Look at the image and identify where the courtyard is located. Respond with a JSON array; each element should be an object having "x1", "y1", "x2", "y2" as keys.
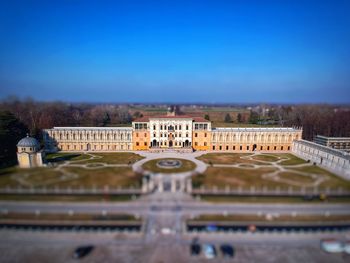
[
  {"x1": 0, "y1": 152, "x2": 144, "y2": 190},
  {"x1": 194, "y1": 153, "x2": 350, "y2": 191}
]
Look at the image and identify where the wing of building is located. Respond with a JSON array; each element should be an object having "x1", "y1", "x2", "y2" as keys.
[{"x1": 43, "y1": 113, "x2": 302, "y2": 153}]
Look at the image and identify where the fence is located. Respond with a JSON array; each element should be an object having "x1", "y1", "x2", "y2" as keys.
[
  {"x1": 191, "y1": 185, "x2": 350, "y2": 197},
  {"x1": 0, "y1": 186, "x2": 142, "y2": 195}
]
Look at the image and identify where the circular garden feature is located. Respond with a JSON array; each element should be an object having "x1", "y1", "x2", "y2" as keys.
[
  {"x1": 156, "y1": 159, "x2": 182, "y2": 169},
  {"x1": 142, "y1": 158, "x2": 196, "y2": 173}
]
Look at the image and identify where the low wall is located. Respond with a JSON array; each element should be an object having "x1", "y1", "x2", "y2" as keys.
[{"x1": 292, "y1": 140, "x2": 350, "y2": 179}]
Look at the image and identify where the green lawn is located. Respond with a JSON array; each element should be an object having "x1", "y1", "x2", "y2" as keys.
[
  {"x1": 278, "y1": 171, "x2": 316, "y2": 184},
  {"x1": 142, "y1": 158, "x2": 196, "y2": 173},
  {"x1": 57, "y1": 167, "x2": 142, "y2": 188},
  {"x1": 192, "y1": 167, "x2": 283, "y2": 189},
  {"x1": 251, "y1": 154, "x2": 280, "y2": 162},
  {"x1": 46, "y1": 152, "x2": 144, "y2": 164},
  {"x1": 0, "y1": 166, "x2": 143, "y2": 190},
  {"x1": 197, "y1": 153, "x2": 262, "y2": 165},
  {"x1": 82, "y1": 153, "x2": 144, "y2": 164}
]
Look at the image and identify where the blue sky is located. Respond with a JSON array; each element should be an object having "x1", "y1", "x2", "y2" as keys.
[{"x1": 0, "y1": 0, "x2": 349, "y2": 103}]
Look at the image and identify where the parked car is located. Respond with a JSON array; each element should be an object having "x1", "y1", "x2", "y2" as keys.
[
  {"x1": 190, "y1": 243, "x2": 201, "y2": 256},
  {"x1": 72, "y1": 245, "x2": 94, "y2": 259},
  {"x1": 320, "y1": 239, "x2": 343, "y2": 253},
  {"x1": 344, "y1": 241, "x2": 350, "y2": 254},
  {"x1": 203, "y1": 244, "x2": 216, "y2": 259},
  {"x1": 220, "y1": 244, "x2": 235, "y2": 258},
  {"x1": 206, "y1": 224, "x2": 218, "y2": 232}
]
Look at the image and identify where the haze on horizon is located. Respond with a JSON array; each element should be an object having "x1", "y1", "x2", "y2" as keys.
[{"x1": 0, "y1": 0, "x2": 349, "y2": 104}]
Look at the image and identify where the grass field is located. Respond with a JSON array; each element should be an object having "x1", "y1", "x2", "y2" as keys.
[
  {"x1": 193, "y1": 153, "x2": 350, "y2": 191},
  {"x1": 197, "y1": 153, "x2": 263, "y2": 165},
  {"x1": 0, "y1": 152, "x2": 145, "y2": 191},
  {"x1": 142, "y1": 158, "x2": 196, "y2": 173},
  {"x1": 46, "y1": 152, "x2": 144, "y2": 164},
  {"x1": 59, "y1": 167, "x2": 142, "y2": 188}
]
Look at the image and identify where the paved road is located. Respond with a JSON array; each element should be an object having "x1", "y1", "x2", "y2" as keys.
[{"x1": 2, "y1": 195, "x2": 350, "y2": 216}]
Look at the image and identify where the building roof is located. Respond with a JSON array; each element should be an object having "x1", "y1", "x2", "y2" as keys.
[
  {"x1": 133, "y1": 115, "x2": 210, "y2": 122},
  {"x1": 212, "y1": 127, "x2": 301, "y2": 132},
  {"x1": 49, "y1": 127, "x2": 132, "y2": 130},
  {"x1": 17, "y1": 135, "x2": 40, "y2": 148},
  {"x1": 315, "y1": 135, "x2": 350, "y2": 140}
]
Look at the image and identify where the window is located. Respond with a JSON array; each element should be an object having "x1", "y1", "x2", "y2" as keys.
[
  {"x1": 186, "y1": 125, "x2": 189, "y2": 130},
  {"x1": 219, "y1": 146, "x2": 222, "y2": 150},
  {"x1": 240, "y1": 145, "x2": 242, "y2": 150},
  {"x1": 213, "y1": 146, "x2": 215, "y2": 150},
  {"x1": 136, "y1": 142, "x2": 139, "y2": 146},
  {"x1": 160, "y1": 125, "x2": 163, "y2": 130},
  {"x1": 195, "y1": 142, "x2": 198, "y2": 146},
  {"x1": 226, "y1": 146, "x2": 229, "y2": 150},
  {"x1": 281, "y1": 146, "x2": 284, "y2": 150},
  {"x1": 288, "y1": 146, "x2": 290, "y2": 150},
  {"x1": 204, "y1": 133, "x2": 207, "y2": 137},
  {"x1": 153, "y1": 133, "x2": 156, "y2": 137},
  {"x1": 267, "y1": 146, "x2": 270, "y2": 150},
  {"x1": 233, "y1": 146, "x2": 235, "y2": 150},
  {"x1": 195, "y1": 133, "x2": 198, "y2": 137},
  {"x1": 136, "y1": 133, "x2": 139, "y2": 137},
  {"x1": 153, "y1": 125, "x2": 156, "y2": 130},
  {"x1": 186, "y1": 133, "x2": 188, "y2": 137},
  {"x1": 144, "y1": 142, "x2": 147, "y2": 146},
  {"x1": 260, "y1": 146, "x2": 263, "y2": 150},
  {"x1": 144, "y1": 133, "x2": 147, "y2": 137},
  {"x1": 179, "y1": 125, "x2": 182, "y2": 130},
  {"x1": 274, "y1": 146, "x2": 277, "y2": 150},
  {"x1": 204, "y1": 142, "x2": 207, "y2": 146},
  {"x1": 247, "y1": 146, "x2": 249, "y2": 150}
]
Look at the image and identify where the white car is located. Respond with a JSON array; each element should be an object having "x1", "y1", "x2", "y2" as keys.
[
  {"x1": 203, "y1": 244, "x2": 216, "y2": 259},
  {"x1": 320, "y1": 239, "x2": 344, "y2": 253},
  {"x1": 344, "y1": 241, "x2": 350, "y2": 254}
]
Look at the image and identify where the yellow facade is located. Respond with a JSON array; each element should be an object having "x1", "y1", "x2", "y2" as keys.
[
  {"x1": 192, "y1": 130, "x2": 211, "y2": 151},
  {"x1": 133, "y1": 130, "x2": 150, "y2": 150}
]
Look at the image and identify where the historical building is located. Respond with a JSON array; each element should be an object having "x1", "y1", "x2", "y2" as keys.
[
  {"x1": 43, "y1": 127, "x2": 132, "y2": 152},
  {"x1": 17, "y1": 135, "x2": 44, "y2": 168},
  {"x1": 314, "y1": 135, "x2": 350, "y2": 153},
  {"x1": 43, "y1": 112, "x2": 302, "y2": 153},
  {"x1": 292, "y1": 140, "x2": 350, "y2": 179}
]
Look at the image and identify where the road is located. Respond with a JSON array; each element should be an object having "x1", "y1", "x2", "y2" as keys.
[{"x1": 1, "y1": 191, "x2": 350, "y2": 262}]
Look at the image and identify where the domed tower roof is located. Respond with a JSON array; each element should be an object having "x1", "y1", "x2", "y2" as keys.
[{"x1": 17, "y1": 134, "x2": 40, "y2": 148}]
